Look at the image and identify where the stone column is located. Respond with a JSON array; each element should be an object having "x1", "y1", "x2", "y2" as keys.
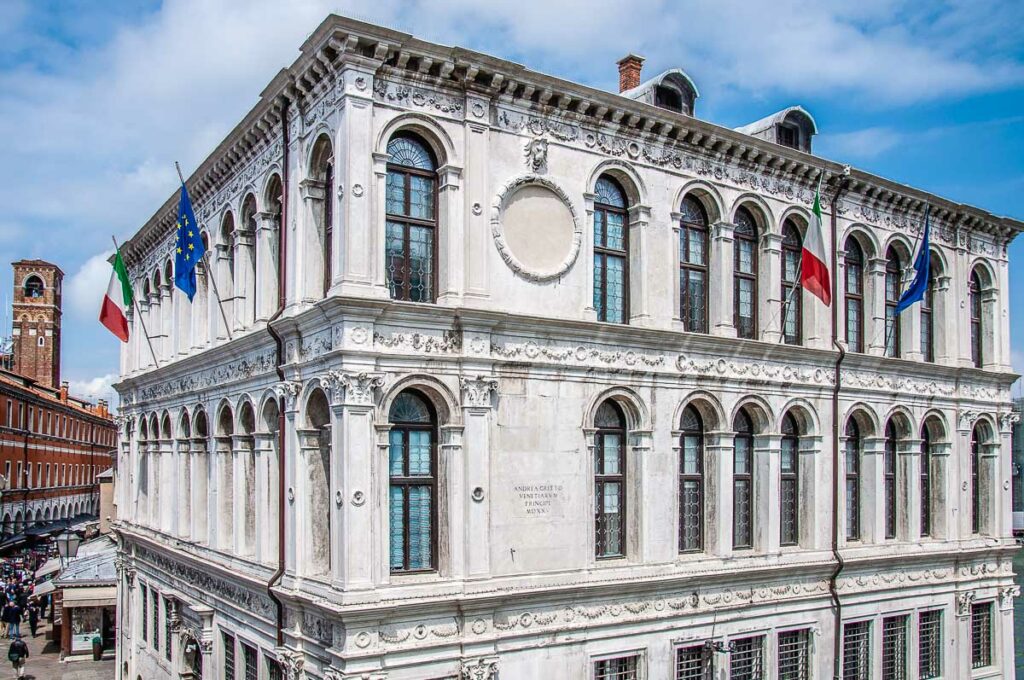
[
  {"x1": 460, "y1": 376, "x2": 497, "y2": 577},
  {"x1": 998, "y1": 412, "x2": 1019, "y2": 538},
  {"x1": 867, "y1": 257, "x2": 887, "y2": 355},
  {"x1": 928, "y1": 439, "x2": 953, "y2": 540},
  {"x1": 234, "y1": 433, "x2": 255, "y2": 557},
  {"x1": 190, "y1": 436, "x2": 209, "y2": 544},
  {"x1": 706, "y1": 431, "x2": 733, "y2": 556},
  {"x1": 932, "y1": 275, "x2": 952, "y2": 365},
  {"x1": 859, "y1": 436, "x2": 885, "y2": 544},
  {"x1": 254, "y1": 431, "x2": 278, "y2": 565},
  {"x1": 670, "y1": 212, "x2": 683, "y2": 328},
  {"x1": 953, "y1": 592, "x2": 975, "y2": 679},
  {"x1": 799, "y1": 435, "x2": 824, "y2": 550},
  {"x1": 462, "y1": 113, "x2": 490, "y2": 300},
  {"x1": 176, "y1": 438, "x2": 191, "y2": 540},
  {"x1": 996, "y1": 255, "x2": 1011, "y2": 372},
  {"x1": 299, "y1": 179, "x2": 326, "y2": 302},
  {"x1": 710, "y1": 222, "x2": 736, "y2": 337},
  {"x1": 254, "y1": 211, "x2": 280, "y2": 322},
  {"x1": 756, "y1": 434, "x2": 781, "y2": 553},
  {"x1": 903, "y1": 264, "x2": 924, "y2": 361},
  {"x1": 760, "y1": 232, "x2": 783, "y2": 343},
  {"x1": 192, "y1": 264, "x2": 209, "y2": 350},
  {"x1": 214, "y1": 435, "x2": 234, "y2": 552},
  {"x1": 980, "y1": 288, "x2": 998, "y2": 369},
  {"x1": 436, "y1": 164, "x2": 465, "y2": 305},
  {"x1": 898, "y1": 438, "x2": 922, "y2": 542},
  {"x1": 999, "y1": 586, "x2": 1021, "y2": 675},
  {"x1": 233, "y1": 223, "x2": 256, "y2": 330},
  {"x1": 627, "y1": 204, "x2": 653, "y2": 326}
]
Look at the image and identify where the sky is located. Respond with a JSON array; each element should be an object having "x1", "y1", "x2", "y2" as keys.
[{"x1": 0, "y1": 0, "x2": 1022, "y2": 408}]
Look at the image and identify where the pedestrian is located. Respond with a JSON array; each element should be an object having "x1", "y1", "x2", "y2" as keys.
[
  {"x1": 0, "y1": 604, "x2": 11, "y2": 639},
  {"x1": 7, "y1": 604, "x2": 20, "y2": 640},
  {"x1": 6, "y1": 635, "x2": 26, "y2": 678},
  {"x1": 24, "y1": 605, "x2": 35, "y2": 639}
]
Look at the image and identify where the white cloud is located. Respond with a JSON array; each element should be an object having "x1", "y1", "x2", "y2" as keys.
[
  {"x1": 68, "y1": 373, "x2": 119, "y2": 410},
  {"x1": 818, "y1": 126, "x2": 904, "y2": 160},
  {"x1": 65, "y1": 251, "x2": 113, "y2": 321}
]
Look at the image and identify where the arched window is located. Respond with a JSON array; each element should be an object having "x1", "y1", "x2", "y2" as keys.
[
  {"x1": 883, "y1": 420, "x2": 898, "y2": 539},
  {"x1": 845, "y1": 418, "x2": 861, "y2": 540},
  {"x1": 781, "y1": 220, "x2": 803, "y2": 345},
  {"x1": 593, "y1": 176, "x2": 629, "y2": 323},
  {"x1": 780, "y1": 412, "x2": 800, "y2": 546},
  {"x1": 970, "y1": 422, "x2": 986, "y2": 534},
  {"x1": 679, "y1": 406, "x2": 704, "y2": 553},
  {"x1": 386, "y1": 134, "x2": 437, "y2": 303},
  {"x1": 388, "y1": 390, "x2": 437, "y2": 572},
  {"x1": 595, "y1": 400, "x2": 626, "y2": 558},
  {"x1": 732, "y1": 409, "x2": 754, "y2": 549},
  {"x1": 921, "y1": 255, "x2": 936, "y2": 362},
  {"x1": 23, "y1": 276, "x2": 44, "y2": 299},
  {"x1": 844, "y1": 239, "x2": 864, "y2": 353},
  {"x1": 969, "y1": 270, "x2": 983, "y2": 367},
  {"x1": 679, "y1": 196, "x2": 709, "y2": 333},
  {"x1": 733, "y1": 207, "x2": 758, "y2": 339},
  {"x1": 920, "y1": 423, "x2": 932, "y2": 537},
  {"x1": 884, "y1": 247, "x2": 902, "y2": 357}
]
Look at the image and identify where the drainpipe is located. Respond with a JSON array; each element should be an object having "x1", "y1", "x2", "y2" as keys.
[
  {"x1": 828, "y1": 167, "x2": 852, "y2": 680},
  {"x1": 265, "y1": 92, "x2": 290, "y2": 647}
]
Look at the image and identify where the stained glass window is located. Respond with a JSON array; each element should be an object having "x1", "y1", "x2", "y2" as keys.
[
  {"x1": 386, "y1": 135, "x2": 437, "y2": 303},
  {"x1": 389, "y1": 390, "x2": 436, "y2": 572},
  {"x1": 780, "y1": 412, "x2": 800, "y2": 546},
  {"x1": 733, "y1": 207, "x2": 758, "y2": 339},
  {"x1": 679, "y1": 406, "x2": 704, "y2": 552},
  {"x1": 781, "y1": 221, "x2": 803, "y2": 345},
  {"x1": 845, "y1": 239, "x2": 864, "y2": 353},
  {"x1": 679, "y1": 196, "x2": 708, "y2": 333},
  {"x1": 594, "y1": 176, "x2": 629, "y2": 323},
  {"x1": 733, "y1": 409, "x2": 754, "y2": 549},
  {"x1": 595, "y1": 400, "x2": 626, "y2": 558}
]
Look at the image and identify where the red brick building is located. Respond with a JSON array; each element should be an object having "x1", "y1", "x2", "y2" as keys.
[{"x1": 0, "y1": 259, "x2": 117, "y2": 536}]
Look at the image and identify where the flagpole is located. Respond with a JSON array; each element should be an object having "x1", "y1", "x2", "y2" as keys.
[
  {"x1": 778, "y1": 261, "x2": 802, "y2": 344},
  {"x1": 176, "y1": 162, "x2": 233, "y2": 341},
  {"x1": 111, "y1": 236, "x2": 160, "y2": 370}
]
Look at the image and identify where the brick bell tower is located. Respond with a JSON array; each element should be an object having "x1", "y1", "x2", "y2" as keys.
[{"x1": 11, "y1": 260, "x2": 63, "y2": 388}]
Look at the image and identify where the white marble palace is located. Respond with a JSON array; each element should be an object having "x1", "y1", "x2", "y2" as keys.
[{"x1": 113, "y1": 14, "x2": 1023, "y2": 680}]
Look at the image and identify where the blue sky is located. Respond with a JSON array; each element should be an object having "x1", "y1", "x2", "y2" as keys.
[{"x1": 1, "y1": 0, "x2": 1022, "y2": 407}]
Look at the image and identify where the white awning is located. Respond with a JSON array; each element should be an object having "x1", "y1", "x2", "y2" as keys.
[
  {"x1": 34, "y1": 559, "x2": 60, "y2": 580},
  {"x1": 32, "y1": 580, "x2": 55, "y2": 597},
  {"x1": 61, "y1": 586, "x2": 115, "y2": 608}
]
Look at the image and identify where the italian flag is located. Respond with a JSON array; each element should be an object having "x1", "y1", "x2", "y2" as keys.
[
  {"x1": 801, "y1": 182, "x2": 831, "y2": 306},
  {"x1": 99, "y1": 248, "x2": 132, "y2": 342}
]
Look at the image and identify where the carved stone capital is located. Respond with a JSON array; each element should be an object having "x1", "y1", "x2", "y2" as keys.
[
  {"x1": 1000, "y1": 584, "x2": 1021, "y2": 611},
  {"x1": 999, "y1": 410, "x2": 1020, "y2": 434},
  {"x1": 275, "y1": 648, "x2": 305, "y2": 680},
  {"x1": 461, "y1": 656, "x2": 499, "y2": 680},
  {"x1": 274, "y1": 381, "x2": 302, "y2": 412},
  {"x1": 956, "y1": 591, "x2": 976, "y2": 617},
  {"x1": 461, "y1": 375, "x2": 498, "y2": 408},
  {"x1": 326, "y1": 371, "x2": 386, "y2": 407},
  {"x1": 958, "y1": 410, "x2": 979, "y2": 433}
]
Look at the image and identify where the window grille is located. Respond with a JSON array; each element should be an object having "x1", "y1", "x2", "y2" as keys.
[
  {"x1": 164, "y1": 598, "x2": 172, "y2": 661},
  {"x1": 883, "y1": 421, "x2": 897, "y2": 539},
  {"x1": 594, "y1": 655, "x2": 639, "y2": 680},
  {"x1": 881, "y1": 615, "x2": 908, "y2": 680},
  {"x1": 676, "y1": 644, "x2": 711, "y2": 679},
  {"x1": 733, "y1": 410, "x2": 754, "y2": 549},
  {"x1": 777, "y1": 629, "x2": 810, "y2": 680},
  {"x1": 223, "y1": 632, "x2": 236, "y2": 680},
  {"x1": 971, "y1": 602, "x2": 992, "y2": 668},
  {"x1": 842, "y1": 621, "x2": 870, "y2": 680},
  {"x1": 844, "y1": 239, "x2": 864, "y2": 352},
  {"x1": 140, "y1": 585, "x2": 148, "y2": 642},
  {"x1": 917, "y1": 610, "x2": 942, "y2": 679},
  {"x1": 595, "y1": 400, "x2": 627, "y2": 558},
  {"x1": 733, "y1": 207, "x2": 758, "y2": 339},
  {"x1": 266, "y1": 657, "x2": 283, "y2": 680},
  {"x1": 729, "y1": 635, "x2": 764, "y2": 680},
  {"x1": 778, "y1": 124, "x2": 799, "y2": 149},
  {"x1": 241, "y1": 643, "x2": 257, "y2": 680},
  {"x1": 151, "y1": 588, "x2": 159, "y2": 651},
  {"x1": 679, "y1": 196, "x2": 709, "y2": 333}
]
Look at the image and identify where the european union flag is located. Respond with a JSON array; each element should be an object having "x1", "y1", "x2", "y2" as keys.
[
  {"x1": 174, "y1": 182, "x2": 206, "y2": 301},
  {"x1": 895, "y1": 206, "x2": 931, "y2": 315}
]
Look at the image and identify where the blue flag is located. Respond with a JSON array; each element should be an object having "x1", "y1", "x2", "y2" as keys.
[
  {"x1": 174, "y1": 183, "x2": 206, "y2": 301},
  {"x1": 894, "y1": 206, "x2": 931, "y2": 315}
]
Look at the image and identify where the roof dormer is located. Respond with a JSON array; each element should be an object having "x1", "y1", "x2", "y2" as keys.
[
  {"x1": 617, "y1": 56, "x2": 699, "y2": 117},
  {"x1": 735, "y1": 106, "x2": 817, "y2": 153}
]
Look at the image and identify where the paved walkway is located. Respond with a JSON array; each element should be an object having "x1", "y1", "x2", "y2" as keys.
[{"x1": 0, "y1": 619, "x2": 114, "y2": 680}]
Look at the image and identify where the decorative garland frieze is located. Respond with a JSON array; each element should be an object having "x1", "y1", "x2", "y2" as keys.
[
  {"x1": 491, "y1": 339, "x2": 665, "y2": 370},
  {"x1": 135, "y1": 349, "x2": 277, "y2": 402},
  {"x1": 374, "y1": 329, "x2": 462, "y2": 354},
  {"x1": 134, "y1": 545, "x2": 275, "y2": 620},
  {"x1": 373, "y1": 77, "x2": 465, "y2": 118}
]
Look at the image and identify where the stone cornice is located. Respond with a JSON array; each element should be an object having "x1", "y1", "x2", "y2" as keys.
[{"x1": 121, "y1": 15, "x2": 1021, "y2": 273}]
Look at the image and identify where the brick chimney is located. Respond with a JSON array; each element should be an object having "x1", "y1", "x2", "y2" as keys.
[
  {"x1": 617, "y1": 54, "x2": 645, "y2": 93},
  {"x1": 59, "y1": 380, "x2": 68, "y2": 403}
]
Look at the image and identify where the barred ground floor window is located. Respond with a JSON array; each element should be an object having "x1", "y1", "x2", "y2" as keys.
[
  {"x1": 675, "y1": 644, "x2": 711, "y2": 679},
  {"x1": 777, "y1": 628, "x2": 811, "y2": 680},
  {"x1": 971, "y1": 602, "x2": 993, "y2": 668},
  {"x1": 881, "y1": 614, "x2": 909, "y2": 680},
  {"x1": 730, "y1": 635, "x2": 764, "y2": 680},
  {"x1": 843, "y1": 620, "x2": 871, "y2": 680},
  {"x1": 917, "y1": 610, "x2": 942, "y2": 679},
  {"x1": 594, "y1": 654, "x2": 640, "y2": 680}
]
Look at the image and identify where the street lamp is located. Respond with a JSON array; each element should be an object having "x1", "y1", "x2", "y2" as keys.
[{"x1": 55, "y1": 531, "x2": 80, "y2": 566}]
